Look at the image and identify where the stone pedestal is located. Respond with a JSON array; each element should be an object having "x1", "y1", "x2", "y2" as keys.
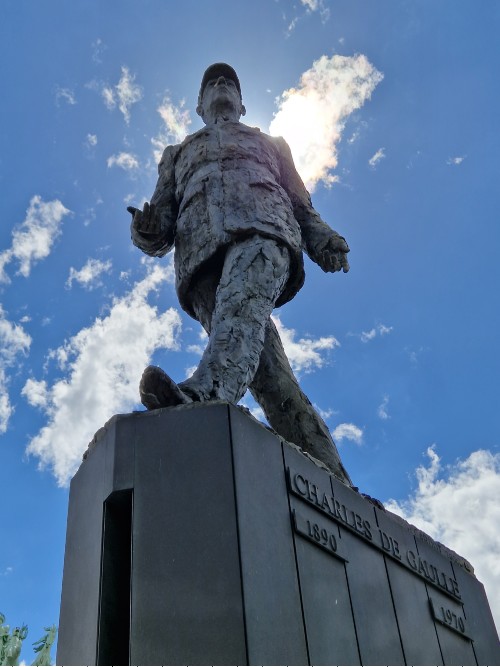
[{"x1": 57, "y1": 402, "x2": 500, "y2": 665}]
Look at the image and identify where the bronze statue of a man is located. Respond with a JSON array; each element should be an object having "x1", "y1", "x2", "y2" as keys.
[{"x1": 129, "y1": 63, "x2": 352, "y2": 484}]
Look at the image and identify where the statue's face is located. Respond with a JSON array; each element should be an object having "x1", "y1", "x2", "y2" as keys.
[{"x1": 199, "y1": 75, "x2": 244, "y2": 120}]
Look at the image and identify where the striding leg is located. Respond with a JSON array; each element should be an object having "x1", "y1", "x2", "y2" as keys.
[
  {"x1": 249, "y1": 318, "x2": 352, "y2": 485},
  {"x1": 179, "y1": 236, "x2": 290, "y2": 404}
]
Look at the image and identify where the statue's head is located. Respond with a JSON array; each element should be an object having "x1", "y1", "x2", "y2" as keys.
[{"x1": 197, "y1": 63, "x2": 246, "y2": 123}]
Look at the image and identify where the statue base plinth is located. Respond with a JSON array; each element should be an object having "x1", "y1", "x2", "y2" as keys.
[{"x1": 57, "y1": 402, "x2": 499, "y2": 665}]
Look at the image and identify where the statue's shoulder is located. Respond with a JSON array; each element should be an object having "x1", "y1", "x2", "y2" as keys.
[
  {"x1": 159, "y1": 142, "x2": 182, "y2": 165},
  {"x1": 181, "y1": 126, "x2": 211, "y2": 145},
  {"x1": 268, "y1": 134, "x2": 291, "y2": 152},
  {"x1": 240, "y1": 126, "x2": 291, "y2": 155}
]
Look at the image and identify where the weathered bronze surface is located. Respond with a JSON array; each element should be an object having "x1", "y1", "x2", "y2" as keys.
[{"x1": 129, "y1": 63, "x2": 351, "y2": 483}]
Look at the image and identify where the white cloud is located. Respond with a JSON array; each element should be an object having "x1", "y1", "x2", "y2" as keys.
[
  {"x1": 86, "y1": 133, "x2": 98, "y2": 147},
  {"x1": 184, "y1": 364, "x2": 198, "y2": 378},
  {"x1": 66, "y1": 258, "x2": 112, "y2": 290},
  {"x1": 0, "y1": 306, "x2": 32, "y2": 362},
  {"x1": 107, "y1": 152, "x2": 139, "y2": 171},
  {"x1": 151, "y1": 96, "x2": 192, "y2": 162},
  {"x1": 447, "y1": 155, "x2": 466, "y2": 166},
  {"x1": 272, "y1": 314, "x2": 339, "y2": 374},
  {"x1": 300, "y1": 0, "x2": 330, "y2": 20},
  {"x1": 378, "y1": 394, "x2": 390, "y2": 420},
  {"x1": 286, "y1": 17, "x2": 299, "y2": 35},
  {"x1": 186, "y1": 326, "x2": 208, "y2": 357},
  {"x1": 101, "y1": 66, "x2": 142, "y2": 124},
  {"x1": 386, "y1": 446, "x2": 500, "y2": 627},
  {"x1": 0, "y1": 305, "x2": 32, "y2": 433},
  {"x1": 0, "y1": 196, "x2": 71, "y2": 283},
  {"x1": 369, "y1": 147, "x2": 386, "y2": 168},
  {"x1": 313, "y1": 403, "x2": 336, "y2": 420},
  {"x1": 348, "y1": 129, "x2": 360, "y2": 144},
  {"x1": 21, "y1": 378, "x2": 48, "y2": 409},
  {"x1": 0, "y1": 370, "x2": 13, "y2": 434},
  {"x1": 332, "y1": 422, "x2": 363, "y2": 445},
  {"x1": 186, "y1": 344, "x2": 205, "y2": 356},
  {"x1": 269, "y1": 54, "x2": 383, "y2": 190},
  {"x1": 286, "y1": 0, "x2": 330, "y2": 34},
  {"x1": 55, "y1": 87, "x2": 76, "y2": 106},
  {"x1": 249, "y1": 405, "x2": 266, "y2": 422},
  {"x1": 24, "y1": 261, "x2": 182, "y2": 486},
  {"x1": 102, "y1": 86, "x2": 115, "y2": 109},
  {"x1": 360, "y1": 323, "x2": 393, "y2": 343}
]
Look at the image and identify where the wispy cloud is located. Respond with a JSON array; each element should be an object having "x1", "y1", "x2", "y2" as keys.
[
  {"x1": 386, "y1": 446, "x2": 500, "y2": 627},
  {"x1": 286, "y1": 0, "x2": 330, "y2": 34},
  {"x1": 358, "y1": 323, "x2": 393, "y2": 343},
  {"x1": 406, "y1": 344, "x2": 426, "y2": 366},
  {"x1": 300, "y1": 0, "x2": 330, "y2": 20},
  {"x1": 107, "y1": 152, "x2": 139, "y2": 171},
  {"x1": 332, "y1": 422, "x2": 363, "y2": 445},
  {"x1": 101, "y1": 66, "x2": 142, "y2": 124},
  {"x1": 269, "y1": 54, "x2": 383, "y2": 191},
  {"x1": 272, "y1": 314, "x2": 339, "y2": 374},
  {"x1": 55, "y1": 86, "x2": 76, "y2": 106},
  {"x1": 447, "y1": 155, "x2": 466, "y2": 166},
  {"x1": 151, "y1": 96, "x2": 192, "y2": 161},
  {"x1": 0, "y1": 305, "x2": 32, "y2": 432},
  {"x1": 0, "y1": 196, "x2": 71, "y2": 283},
  {"x1": 369, "y1": 147, "x2": 386, "y2": 168},
  {"x1": 85, "y1": 133, "x2": 98, "y2": 148},
  {"x1": 91, "y1": 37, "x2": 106, "y2": 64},
  {"x1": 186, "y1": 327, "x2": 208, "y2": 357},
  {"x1": 377, "y1": 394, "x2": 390, "y2": 420},
  {"x1": 24, "y1": 261, "x2": 182, "y2": 486},
  {"x1": 66, "y1": 258, "x2": 112, "y2": 290},
  {"x1": 314, "y1": 403, "x2": 336, "y2": 421}
]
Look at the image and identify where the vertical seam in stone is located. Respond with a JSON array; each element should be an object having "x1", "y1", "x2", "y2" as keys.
[
  {"x1": 374, "y1": 505, "x2": 407, "y2": 665},
  {"x1": 449, "y1": 559, "x2": 479, "y2": 665},
  {"x1": 341, "y1": 555, "x2": 362, "y2": 664},
  {"x1": 382, "y1": 554, "x2": 408, "y2": 664},
  {"x1": 280, "y1": 443, "x2": 311, "y2": 664},
  {"x1": 226, "y1": 403, "x2": 250, "y2": 665},
  {"x1": 414, "y1": 533, "x2": 445, "y2": 664},
  {"x1": 329, "y1": 475, "x2": 362, "y2": 664}
]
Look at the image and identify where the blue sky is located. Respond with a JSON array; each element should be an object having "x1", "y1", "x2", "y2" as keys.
[{"x1": 1, "y1": 0, "x2": 499, "y2": 660}]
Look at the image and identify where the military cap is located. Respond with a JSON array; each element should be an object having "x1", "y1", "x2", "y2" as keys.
[{"x1": 198, "y1": 63, "x2": 242, "y2": 103}]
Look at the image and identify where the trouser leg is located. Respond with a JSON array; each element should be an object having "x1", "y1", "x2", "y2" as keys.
[
  {"x1": 182, "y1": 236, "x2": 351, "y2": 485},
  {"x1": 180, "y1": 236, "x2": 290, "y2": 404},
  {"x1": 249, "y1": 319, "x2": 352, "y2": 485}
]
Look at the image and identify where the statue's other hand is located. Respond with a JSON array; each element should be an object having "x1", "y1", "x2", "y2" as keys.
[
  {"x1": 317, "y1": 234, "x2": 350, "y2": 273},
  {"x1": 128, "y1": 202, "x2": 161, "y2": 237}
]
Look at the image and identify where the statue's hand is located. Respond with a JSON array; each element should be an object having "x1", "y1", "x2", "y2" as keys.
[
  {"x1": 316, "y1": 233, "x2": 350, "y2": 273},
  {"x1": 127, "y1": 202, "x2": 161, "y2": 237}
]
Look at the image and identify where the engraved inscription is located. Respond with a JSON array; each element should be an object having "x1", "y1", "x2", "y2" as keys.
[
  {"x1": 429, "y1": 597, "x2": 471, "y2": 640},
  {"x1": 406, "y1": 549, "x2": 460, "y2": 597},
  {"x1": 290, "y1": 470, "x2": 373, "y2": 540},
  {"x1": 292, "y1": 509, "x2": 347, "y2": 562},
  {"x1": 287, "y1": 467, "x2": 461, "y2": 601}
]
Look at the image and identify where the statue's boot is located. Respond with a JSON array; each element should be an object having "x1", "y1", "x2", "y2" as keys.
[{"x1": 140, "y1": 365, "x2": 193, "y2": 410}]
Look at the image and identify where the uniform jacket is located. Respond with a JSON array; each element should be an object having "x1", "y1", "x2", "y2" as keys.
[{"x1": 132, "y1": 119, "x2": 338, "y2": 318}]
